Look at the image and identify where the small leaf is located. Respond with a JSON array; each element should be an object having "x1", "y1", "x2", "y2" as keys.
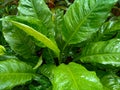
[
  {"x1": 51, "y1": 62, "x2": 103, "y2": 90},
  {"x1": 33, "y1": 56, "x2": 43, "y2": 70},
  {"x1": 0, "y1": 45, "x2": 6, "y2": 55},
  {"x1": 80, "y1": 39, "x2": 120, "y2": 67},
  {"x1": 0, "y1": 59, "x2": 35, "y2": 90}
]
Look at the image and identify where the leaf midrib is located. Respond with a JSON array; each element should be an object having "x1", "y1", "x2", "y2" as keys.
[
  {"x1": 63, "y1": 1, "x2": 98, "y2": 50},
  {"x1": 66, "y1": 66, "x2": 79, "y2": 89}
]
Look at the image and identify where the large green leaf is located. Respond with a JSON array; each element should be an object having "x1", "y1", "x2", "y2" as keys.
[
  {"x1": 62, "y1": 0, "x2": 117, "y2": 46},
  {"x1": 0, "y1": 59, "x2": 35, "y2": 90},
  {"x1": 18, "y1": 0, "x2": 54, "y2": 38},
  {"x1": 51, "y1": 62, "x2": 103, "y2": 90},
  {"x1": 101, "y1": 74, "x2": 120, "y2": 90},
  {"x1": 2, "y1": 17, "x2": 60, "y2": 57},
  {"x1": 80, "y1": 39, "x2": 120, "y2": 67},
  {"x1": 2, "y1": 18, "x2": 36, "y2": 58}
]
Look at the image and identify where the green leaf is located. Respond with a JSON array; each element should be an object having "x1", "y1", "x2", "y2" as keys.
[
  {"x1": 0, "y1": 21, "x2": 2, "y2": 30},
  {"x1": 18, "y1": 0, "x2": 51, "y2": 23},
  {"x1": 51, "y1": 62, "x2": 103, "y2": 90},
  {"x1": 92, "y1": 20, "x2": 120, "y2": 41},
  {"x1": 6, "y1": 16, "x2": 48, "y2": 35},
  {"x1": 101, "y1": 74, "x2": 120, "y2": 90},
  {"x1": 33, "y1": 56, "x2": 43, "y2": 70},
  {"x1": 62, "y1": 0, "x2": 117, "y2": 46},
  {"x1": 3, "y1": 16, "x2": 49, "y2": 47},
  {"x1": 54, "y1": 9, "x2": 64, "y2": 50},
  {"x1": 0, "y1": 45, "x2": 5, "y2": 55},
  {"x1": 42, "y1": 49, "x2": 56, "y2": 64},
  {"x1": 80, "y1": 39, "x2": 120, "y2": 67},
  {"x1": 0, "y1": 21, "x2": 7, "y2": 45},
  {"x1": 100, "y1": 20, "x2": 120, "y2": 40},
  {"x1": 3, "y1": 18, "x2": 60, "y2": 57},
  {"x1": 18, "y1": 0, "x2": 54, "y2": 38},
  {"x1": 39, "y1": 64, "x2": 55, "y2": 78},
  {"x1": 2, "y1": 19, "x2": 36, "y2": 59},
  {"x1": 0, "y1": 59, "x2": 35, "y2": 90}
]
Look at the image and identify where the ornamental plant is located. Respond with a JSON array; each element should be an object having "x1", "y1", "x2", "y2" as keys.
[{"x1": 0, "y1": 0, "x2": 120, "y2": 90}]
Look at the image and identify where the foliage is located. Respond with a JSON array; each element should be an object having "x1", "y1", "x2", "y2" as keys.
[{"x1": 0, "y1": 0, "x2": 120, "y2": 90}]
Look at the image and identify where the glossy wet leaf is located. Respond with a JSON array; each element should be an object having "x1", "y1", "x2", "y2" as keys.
[
  {"x1": 80, "y1": 39, "x2": 120, "y2": 67},
  {"x1": 51, "y1": 62, "x2": 103, "y2": 90},
  {"x1": 0, "y1": 59, "x2": 35, "y2": 90},
  {"x1": 3, "y1": 16, "x2": 48, "y2": 47},
  {"x1": 62, "y1": 0, "x2": 117, "y2": 45},
  {"x1": 92, "y1": 20, "x2": 120, "y2": 41},
  {"x1": 2, "y1": 16, "x2": 60, "y2": 57},
  {"x1": 2, "y1": 19, "x2": 35, "y2": 59},
  {"x1": 18, "y1": 0, "x2": 54, "y2": 38},
  {"x1": 100, "y1": 20, "x2": 120, "y2": 40}
]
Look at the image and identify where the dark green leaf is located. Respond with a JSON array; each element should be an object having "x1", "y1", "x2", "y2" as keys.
[
  {"x1": 100, "y1": 20, "x2": 120, "y2": 40},
  {"x1": 92, "y1": 20, "x2": 120, "y2": 41},
  {"x1": 2, "y1": 18, "x2": 36, "y2": 58},
  {"x1": 18, "y1": 0, "x2": 54, "y2": 38},
  {"x1": 42, "y1": 49, "x2": 55, "y2": 64},
  {"x1": 101, "y1": 74, "x2": 120, "y2": 90},
  {"x1": 54, "y1": 9, "x2": 64, "y2": 50},
  {"x1": 29, "y1": 75, "x2": 52, "y2": 90}
]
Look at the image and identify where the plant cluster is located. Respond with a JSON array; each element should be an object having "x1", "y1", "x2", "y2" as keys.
[{"x1": 0, "y1": 0, "x2": 120, "y2": 90}]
